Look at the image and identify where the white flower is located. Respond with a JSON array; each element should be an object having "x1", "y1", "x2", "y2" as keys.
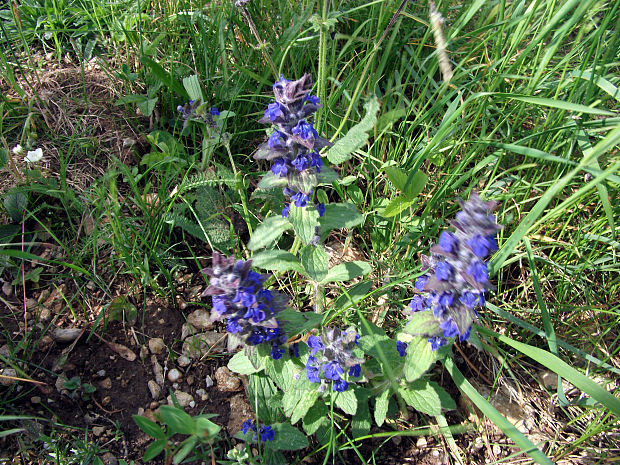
[
  {"x1": 12, "y1": 144, "x2": 23, "y2": 155},
  {"x1": 24, "y1": 147, "x2": 43, "y2": 163}
]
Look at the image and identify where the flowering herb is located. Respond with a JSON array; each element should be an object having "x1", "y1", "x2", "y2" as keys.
[
  {"x1": 254, "y1": 74, "x2": 332, "y2": 217},
  {"x1": 201, "y1": 252, "x2": 288, "y2": 359},
  {"x1": 408, "y1": 191, "x2": 501, "y2": 349},
  {"x1": 305, "y1": 327, "x2": 364, "y2": 392},
  {"x1": 241, "y1": 419, "x2": 275, "y2": 442},
  {"x1": 177, "y1": 100, "x2": 220, "y2": 129}
]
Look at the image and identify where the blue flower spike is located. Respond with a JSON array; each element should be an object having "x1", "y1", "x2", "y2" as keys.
[{"x1": 408, "y1": 191, "x2": 501, "y2": 349}]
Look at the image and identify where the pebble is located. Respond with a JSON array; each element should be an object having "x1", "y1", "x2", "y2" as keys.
[
  {"x1": 189, "y1": 400, "x2": 196, "y2": 408},
  {"x1": 92, "y1": 426, "x2": 105, "y2": 437},
  {"x1": 180, "y1": 323, "x2": 192, "y2": 341},
  {"x1": 102, "y1": 396, "x2": 111, "y2": 406},
  {"x1": 148, "y1": 380, "x2": 162, "y2": 400},
  {"x1": 2, "y1": 281, "x2": 12, "y2": 296},
  {"x1": 38, "y1": 307, "x2": 52, "y2": 322},
  {"x1": 493, "y1": 445, "x2": 502, "y2": 456},
  {"x1": 168, "y1": 391, "x2": 193, "y2": 408},
  {"x1": 51, "y1": 327, "x2": 83, "y2": 343},
  {"x1": 205, "y1": 375, "x2": 214, "y2": 388},
  {"x1": 182, "y1": 332, "x2": 226, "y2": 359},
  {"x1": 26, "y1": 298, "x2": 38, "y2": 309},
  {"x1": 101, "y1": 452, "x2": 118, "y2": 465},
  {"x1": 177, "y1": 355, "x2": 191, "y2": 367},
  {"x1": 38, "y1": 336, "x2": 54, "y2": 351},
  {"x1": 416, "y1": 437, "x2": 427, "y2": 448},
  {"x1": 168, "y1": 368, "x2": 181, "y2": 383},
  {"x1": 137, "y1": 408, "x2": 144, "y2": 416},
  {"x1": 186, "y1": 375, "x2": 194, "y2": 386},
  {"x1": 148, "y1": 338, "x2": 165, "y2": 355},
  {"x1": 31, "y1": 396, "x2": 41, "y2": 404},
  {"x1": 151, "y1": 356, "x2": 164, "y2": 386},
  {"x1": 55, "y1": 375, "x2": 68, "y2": 392},
  {"x1": 149, "y1": 401, "x2": 159, "y2": 409},
  {"x1": 195, "y1": 389, "x2": 208, "y2": 401},
  {"x1": 99, "y1": 378, "x2": 112, "y2": 390},
  {"x1": 215, "y1": 367, "x2": 241, "y2": 392},
  {"x1": 143, "y1": 409, "x2": 156, "y2": 422},
  {"x1": 97, "y1": 370, "x2": 106, "y2": 377},
  {"x1": 0, "y1": 345, "x2": 10, "y2": 357},
  {"x1": 187, "y1": 309, "x2": 212, "y2": 330}
]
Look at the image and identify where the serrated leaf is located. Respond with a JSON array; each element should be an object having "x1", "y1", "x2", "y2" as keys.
[
  {"x1": 320, "y1": 261, "x2": 372, "y2": 284},
  {"x1": 251, "y1": 250, "x2": 304, "y2": 273},
  {"x1": 288, "y1": 204, "x2": 319, "y2": 245},
  {"x1": 248, "y1": 216, "x2": 292, "y2": 250},
  {"x1": 228, "y1": 351, "x2": 261, "y2": 375},
  {"x1": 358, "y1": 334, "x2": 401, "y2": 367},
  {"x1": 404, "y1": 337, "x2": 439, "y2": 382},
  {"x1": 270, "y1": 423, "x2": 309, "y2": 451},
  {"x1": 352, "y1": 392, "x2": 371, "y2": 438},
  {"x1": 300, "y1": 245, "x2": 329, "y2": 281},
  {"x1": 137, "y1": 97, "x2": 158, "y2": 117},
  {"x1": 403, "y1": 311, "x2": 441, "y2": 337},
  {"x1": 382, "y1": 195, "x2": 415, "y2": 218},
  {"x1": 265, "y1": 357, "x2": 298, "y2": 392},
  {"x1": 399, "y1": 380, "x2": 454, "y2": 416},
  {"x1": 374, "y1": 389, "x2": 390, "y2": 427},
  {"x1": 3, "y1": 191, "x2": 27, "y2": 222},
  {"x1": 318, "y1": 202, "x2": 364, "y2": 236},
  {"x1": 385, "y1": 166, "x2": 409, "y2": 192},
  {"x1": 326, "y1": 96, "x2": 380, "y2": 164},
  {"x1": 249, "y1": 374, "x2": 280, "y2": 425},
  {"x1": 278, "y1": 309, "x2": 323, "y2": 337},
  {"x1": 258, "y1": 172, "x2": 289, "y2": 190},
  {"x1": 316, "y1": 166, "x2": 339, "y2": 184},
  {"x1": 335, "y1": 388, "x2": 357, "y2": 415},
  {"x1": 282, "y1": 389, "x2": 299, "y2": 417},
  {"x1": 159, "y1": 405, "x2": 194, "y2": 436},
  {"x1": 183, "y1": 75, "x2": 203, "y2": 101},
  {"x1": 133, "y1": 415, "x2": 165, "y2": 439},
  {"x1": 290, "y1": 390, "x2": 320, "y2": 424},
  {"x1": 302, "y1": 401, "x2": 328, "y2": 435}
]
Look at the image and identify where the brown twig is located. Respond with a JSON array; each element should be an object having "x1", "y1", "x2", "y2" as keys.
[{"x1": 454, "y1": 342, "x2": 493, "y2": 386}]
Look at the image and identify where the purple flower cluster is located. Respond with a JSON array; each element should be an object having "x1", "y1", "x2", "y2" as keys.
[
  {"x1": 305, "y1": 328, "x2": 364, "y2": 392},
  {"x1": 241, "y1": 419, "x2": 275, "y2": 442},
  {"x1": 409, "y1": 191, "x2": 501, "y2": 350},
  {"x1": 177, "y1": 101, "x2": 220, "y2": 129},
  {"x1": 255, "y1": 74, "x2": 332, "y2": 217},
  {"x1": 201, "y1": 253, "x2": 288, "y2": 359}
]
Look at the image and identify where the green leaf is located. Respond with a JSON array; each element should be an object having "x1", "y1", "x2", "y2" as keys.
[
  {"x1": 137, "y1": 97, "x2": 158, "y2": 117},
  {"x1": 173, "y1": 436, "x2": 198, "y2": 464},
  {"x1": 251, "y1": 250, "x2": 304, "y2": 274},
  {"x1": 0, "y1": 148, "x2": 8, "y2": 169},
  {"x1": 3, "y1": 191, "x2": 27, "y2": 222},
  {"x1": 194, "y1": 416, "x2": 221, "y2": 438},
  {"x1": 278, "y1": 309, "x2": 323, "y2": 337},
  {"x1": 300, "y1": 245, "x2": 329, "y2": 281},
  {"x1": 316, "y1": 166, "x2": 339, "y2": 184},
  {"x1": 248, "y1": 216, "x2": 292, "y2": 250},
  {"x1": 249, "y1": 374, "x2": 280, "y2": 425},
  {"x1": 402, "y1": 170, "x2": 428, "y2": 200},
  {"x1": 374, "y1": 389, "x2": 390, "y2": 427},
  {"x1": 385, "y1": 166, "x2": 409, "y2": 192},
  {"x1": 288, "y1": 204, "x2": 319, "y2": 245},
  {"x1": 133, "y1": 415, "x2": 166, "y2": 440},
  {"x1": 358, "y1": 334, "x2": 401, "y2": 367},
  {"x1": 506, "y1": 94, "x2": 615, "y2": 116},
  {"x1": 290, "y1": 390, "x2": 320, "y2": 425},
  {"x1": 399, "y1": 380, "x2": 456, "y2": 416},
  {"x1": 302, "y1": 401, "x2": 328, "y2": 435},
  {"x1": 443, "y1": 357, "x2": 554, "y2": 465},
  {"x1": 335, "y1": 388, "x2": 357, "y2": 415},
  {"x1": 270, "y1": 422, "x2": 309, "y2": 451},
  {"x1": 183, "y1": 75, "x2": 203, "y2": 101},
  {"x1": 228, "y1": 351, "x2": 261, "y2": 375},
  {"x1": 382, "y1": 195, "x2": 415, "y2": 218},
  {"x1": 140, "y1": 56, "x2": 188, "y2": 99},
  {"x1": 352, "y1": 389, "x2": 371, "y2": 438},
  {"x1": 332, "y1": 281, "x2": 373, "y2": 312},
  {"x1": 318, "y1": 202, "x2": 364, "y2": 235},
  {"x1": 143, "y1": 439, "x2": 167, "y2": 462},
  {"x1": 320, "y1": 261, "x2": 372, "y2": 284},
  {"x1": 403, "y1": 311, "x2": 441, "y2": 337},
  {"x1": 257, "y1": 172, "x2": 288, "y2": 190},
  {"x1": 159, "y1": 405, "x2": 194, "y2": 436},
  {"x1": 404, "y1": 337, "x2": 439, "y2": 383},
  {"x1": 326, "y1": 96, "x2": 380, "y2": 164},
  {"x1": 265, "y1": 357, "x2": 298, "y2": 392}
]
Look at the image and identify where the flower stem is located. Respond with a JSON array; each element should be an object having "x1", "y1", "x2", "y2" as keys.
[
  {"x1": 316, "y1": 0, "x2": 330, "y2": 130},
  {"x1": 239, "y1": 6, "x2": 278, "y2": 78},
  {"x1": 314, "y1": 281, "x2": 325, "y2": 314}
]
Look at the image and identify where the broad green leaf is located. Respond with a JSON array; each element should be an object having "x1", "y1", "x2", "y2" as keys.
[
  {"x1": 288, "y1": 204, "x2": 319, "y2": 245},
  {"x1": 385, "y1": 166, "x2": 409, "y2": 192},
  {"x1": 257, "y1": 172, "x2": 288, "y2": 190},
  {"x1": 159, "y1": 405, "x2": 194, "y2": 436},
  {"x1": 3, "y1": 191, "x2": 27, "y2": 222},
  {"x1": 402, "y1": 170, "x2": 428, "y2": 200},
  {"x1": 182, "y1": 75, "x2": 203, "y2": 101},
  {"x1": 143, "y1": 439, "x2": 166, "y2": 462},
  {"x1": 282, "y1": 389, "x2": 299, "y2": 417},
  {"x1": 320, "y1": 261, "x2": 372, "y2": 284},
  {"x1": 358, "y1": 334, "x2": 401, "y2": 367},
  {"x1": 316, "y1": 166, "x2": 339, "y2": 184},
  {"x1": 382, "y1": 195, "x2": 415, "y2": 218},
  {"x1": 194, "y1": 417, "x2": 221, "y2": 438},
  {"x1": 318, "y1": 202, "x2": 364, "y2": 235},
  {"x1": 270, "y1": 422, "x2": 309, "y2": 451},
  {"x1": 399, "y1": 381, "x2": 441, "y2": 416},
  {"x1": 352, "y1": 388, "x2": 371, "y2": 438},
  {"x1": 133, "y1": 415, "x2": 165, "y2": 440},
  {"x1": 374, "y1": 389, "x2": 390, "y2": 427},
  {"x1": 404, "y1": 337, "x2": 439, "y2": 382},
  {"x1": 265, "y1": 357, "x2": 298, "y2": 392},
  {"x1": 443, "y1": 357, "x2": 554, "y2": 465},
  {"x1": 228, "y1": 351, "x2": 261, "y2": 375},
  {"x1": 300, "y1": 245, "x2": 329, "y2": 281},
  {"x1": 332, "y1": 281, "x2": 373, "y2": 312},
  {"x1": 335, "y1": 388, "x2": 357, "y2": 415},
  {"x1": 136, "y1": 97, "x2": 158, "y2": 117},
  {"x1": 140, "y1": 56, "x2": 188, "y2": 99},
  {"x1": 248, "y1": 216, "x2": 292, "y2": 250},
  {"x1": 278, "y1": 309, "x2": 323, "y2": 337},
  {"x1": 302, "y1": 401, "x2": 328, "y2": 435},
  {"x1": 403, "y1": 311, "x2": 441, "y2": 337},
  {"x1": 248, "y1": 374, "x2": 280, "y2": 425},
  {"x1": 290, "y1": 390, "x2": 320, "y2": 424},
  {"x1": 250, "y1": 250, "x2": 304, "y2": 274},
  {"x1": 327, "y1": 96, "x2": 380, "y2": 164},
  {"x1": 173, "y1": 436, "x2": 198, "y2": 464}
]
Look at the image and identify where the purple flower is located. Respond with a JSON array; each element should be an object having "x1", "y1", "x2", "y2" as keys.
[
  {"x1": 306, "y1": 357, "x2": 321, "y2": 383},
  {"x1": 409, "y1": 294, "x2": 425, "y2": 312},
  {"x1": 210, "y1": 107, "x2": 220, "y2": 116},
  {"x1": 271, "y1": 158, "x2": 288, "y2": 176},
  {"x1": 303, "y1": 94, "x2": 320, "y2": 105},
  {"x1": 292, "y1": 120, "x2": 318, "y2": 140},
  {"x1": 435, "y1": 261, "x2": 453, "y2": 281},
  {"x1": 428, "y1": 336, "x2": 447, "y2": 351},
  {"x1": 348, "y1": 364, "x2": 361, "y2": 377},
  {"x1": 309, "y1": 151, "x2": 322, "y2": 172},
  {"x1": 316, "y1": 203, "x2": 325, "y2": 217},
  {"x1": 268, "y1": 131, "x2": 284, "y2": 149},
  {"x1": 265, "y1": 102, "x2": 283, "y2": 121},
  {"x1": 438, "y1": 231, "x2": 458, "y2": 253},
  {"x1": 282, "y1": 204, "x2": 290, "y2": 218},
  {"x1": 291, "y1": 191, "x2": 310, "y2": 207},
  {"x1": 259, "y1": 425, "x2": 275, "y2": 442},
  {"x1": 242, "y1": 419, "x2": 255, "y2": 435},
  {"x1": 466, "y1": 235, "x2": 497, "y2": 258},
  {"x1": 322, "y1": 361, "x2": 344, "y2": 381},
  {"x1": 332, "y1": 379, "x2": 349, "y2": 392},
  {"x1": 467, "y1": 261, "x2": 488, "y2": 283},
  {"x1": 270, "y1": 345, "x2": 285, "y2": 360},
  {"x1": 307, "y1": 335, "x2": 324, "y2": 355},
  {"x1": 396, "y1": 341, "x2": 408, "y2": 357},
  {"x1": 291, "y1": 154, "x2": 310, "y2": 172},
  {"x1": 415, "y1": 275, "x2": 429, "y2": 291}
]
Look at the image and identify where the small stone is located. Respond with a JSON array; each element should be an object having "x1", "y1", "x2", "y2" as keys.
[
  {"x1": 177, "y1": 355, "x2": 191, "y2": 367},
  {"x1": 227, "y1": 394, "x2": 253, "y2": 434},
  {"x1": 31, "y1": 396, "x2": 41, "y2": 404},
  {"x1": 144, "y1": 409, "x2": 156, "y2": 422},
  {"x1": 26, "y1": 298, "x2": 38, "y2": 309},
  {"x1": 186, "y1": 375, "x2": 194, "y2": 386},
  {"x1": 168, "y1": 369, "x2": 181, "y2": 383},
  {"x1": 215, "y1": 367, "x2": 241, "y2": 392},
  {"x1": 38, "y1": 307, "x2": 52, "y2": 322},
  {"x1": 187, "y1": 309, "x2": 212, "y2": 330},
  {"x1": 149, "y1": 401, "x2": 159, "y2": 409},
  {"x1": 137, "y1": 407, "x2": 145, "y2": 416},
  {"x1": 538, "y1": 370, "x2": 557, "y2": 390},
  {"x1": 97, "y1": 370, "x2": 106, "y2": 377},
  {"x1": 92, "y1": 426, "x2": 105, "y2": 437},
  {"x1": 99, "y1": 378, "x2": 112, "y2": 390},
  {"x1": 51, "y1": 327, "x2": 83, "y2": 343},
  {"x1": 148, "y1": 338, "x2": 165, "y2": 355},
  {"x1": 416, "y1": 437, "x2": 427, "y2": 448},
  {"x1": 189, "y1": 400, "x2": 196, "y2": 408},
  {"x1": 38, "y1": 336, "x2": 54, "y2": 351},
  {"x1": 102, "y1": 396, "x2": 111, "y2": 406},
  {"x1": 152, "y1": 356, "x2": 164, "y2": 386},
  {"x1": 148, "y1": 380, "x2": 161, "y2": 400},
  {"x1": 181, "y1": 323, "x2": 193, "y2": 341},
  {"x1": 86, "y1": 281, "x2": 96, "y2": 291},
  {"x1": 168, "y1": 391, "x2": 193, "y2": 408},
  {"x1": 0, "y1": 345, "x2": 10, "y2": 357},
  {"x1": 205, "y1": 375, "x2": 214, "y2": 388},
  {"x1": 2, "y1": 282, "x2": 12, "y2": 296},
  {"x1": 493, "y1": 445, "x2": 502, "y2": 456},
  {"x1": 183, "y1": 332, "x2": 226, "y2": 359},
  {"x1": 195, "y1": 388, "x2": 207, "y2": 401},
  {"x1": 101, "y1": 452, "x2": 118, "y2": 465},
  {"x1": 55, "y1": 374, "x2": 68, "y2": 391}
]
